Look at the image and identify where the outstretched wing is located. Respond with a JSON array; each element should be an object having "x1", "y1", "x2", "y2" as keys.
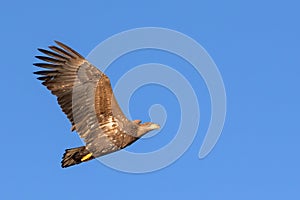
[{"x1": 34, "y1": 41, "x2": 137, "y2": 156}]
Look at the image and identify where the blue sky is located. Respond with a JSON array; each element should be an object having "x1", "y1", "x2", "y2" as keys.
[{"x1": 1, "y1": 0, "x2": 300, "y2": 199}]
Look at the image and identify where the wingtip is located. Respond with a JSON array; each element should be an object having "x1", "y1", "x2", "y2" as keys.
[
  {"x1": 54, "y1": 40, "x2": 64, "y2": 46},
  {"x1": 53, "y1": 40, "x2": 84, "y2": 59},
  {"x1": 37, "y1": 48, "x2": 48, "y2": 54}
]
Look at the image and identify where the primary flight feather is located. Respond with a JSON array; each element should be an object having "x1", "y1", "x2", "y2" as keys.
[{"x1": 34, "y1": 41, "x2": 160, "y2": 168}]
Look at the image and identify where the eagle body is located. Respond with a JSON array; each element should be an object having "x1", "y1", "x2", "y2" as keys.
[{"x1": 34, "y1": 41, "x2": 160, "y2": 168}]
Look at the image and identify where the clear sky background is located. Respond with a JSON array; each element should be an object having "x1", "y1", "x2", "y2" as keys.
[{"x1": 1, "y1": 1, "x2": 299, "y2": 199}]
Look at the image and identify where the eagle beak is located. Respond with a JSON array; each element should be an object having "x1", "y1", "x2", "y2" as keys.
[{"x1": 150, "y1": 123, "x2": 160, "y2": 130}]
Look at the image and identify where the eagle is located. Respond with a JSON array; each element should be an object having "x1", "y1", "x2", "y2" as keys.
[{"x1": 34, "y1": 41, "x2": 160, "y2": 168}]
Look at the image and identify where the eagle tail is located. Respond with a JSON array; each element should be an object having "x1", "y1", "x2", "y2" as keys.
[{"x1": 61, "y1": 146, "x2": 94, "y2": 168}]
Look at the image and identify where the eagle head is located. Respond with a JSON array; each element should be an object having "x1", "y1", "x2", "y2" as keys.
[{"x1": 133, "y1": 120, "x2": 160, "y2": 137}]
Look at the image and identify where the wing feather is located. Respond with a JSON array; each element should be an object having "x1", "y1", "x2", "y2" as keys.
[
  {"x1": 49, "y1": 45, "x2": 76, "y2": 59},
  {"x1": 37, "y1": 48, "x2": 68, "y2": 60}
]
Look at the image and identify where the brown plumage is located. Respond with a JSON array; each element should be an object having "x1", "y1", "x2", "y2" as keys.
[{"x1": 34, "y1": 41, "x2": 160, "y2": 168}]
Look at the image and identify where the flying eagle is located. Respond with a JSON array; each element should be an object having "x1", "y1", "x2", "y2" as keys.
[{"x1": 34, "y1": 41, "x2": 160, "y2": 168}]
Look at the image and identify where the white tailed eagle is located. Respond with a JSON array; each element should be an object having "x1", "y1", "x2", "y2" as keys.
[{"x1": 34, "y1": 41, "x2": 160, "y2": 168}]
